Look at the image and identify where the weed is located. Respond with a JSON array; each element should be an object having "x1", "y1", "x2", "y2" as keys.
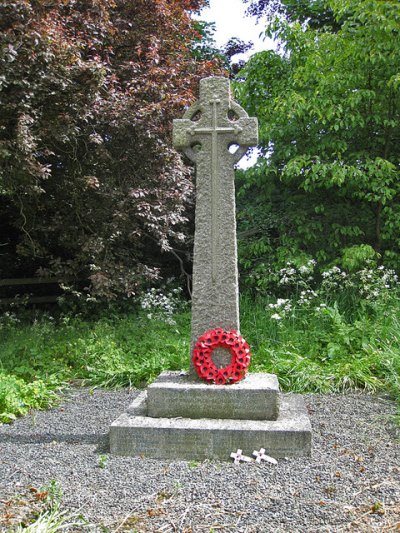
[
  {"x1": 98, "y1": 454, "x2": 108, "y2": 469},
  {"x1": 41, "y1": 479, "x2": 63, "y2": 509},
  {"x1": 7, "y1": 480, "x2": 91, "y2": 531},
  {"x1": 14, "y1": 506, "x2": 89, "y2": 532},
  {"x1": 371, "y1": 501, "x2": 385, "y2": 515},
  {"x1": 0, "y1": 373, "x2": 60, "y2": 423}
]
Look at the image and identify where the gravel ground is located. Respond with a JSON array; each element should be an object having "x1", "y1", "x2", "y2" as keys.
[{"x1": 0, "y1": 387, "x2": 399, "y2": 532}]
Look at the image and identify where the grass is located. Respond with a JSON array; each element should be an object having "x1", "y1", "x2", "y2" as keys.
[
  {"x1": 240, "y1": 294, "x2": 400, "y2": 396},
  {"x1": 0, "y1": 308, "x2": 190, "y2": 423},
  {"x1": 14, "y1": 506, "x2": 88, "y2": 533},
  {"x1": 0, "y1": 286, "x2": 399, "y2": 424}
]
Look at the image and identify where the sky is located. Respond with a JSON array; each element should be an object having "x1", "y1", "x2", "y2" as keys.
[{"x1": 198, "y1": 0, "x2": 273, "y2": 60}]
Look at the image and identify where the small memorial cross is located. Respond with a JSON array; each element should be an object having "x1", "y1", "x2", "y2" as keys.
[
  {"x1": 252, "y1": 448, "x2": 278, "y2": 464},
  {"x1": 230, "y1": 449, "x2": 252, "y2": 464},
  {"x1": 173, "y1": 77, "x2": 258, "y2": 370}
]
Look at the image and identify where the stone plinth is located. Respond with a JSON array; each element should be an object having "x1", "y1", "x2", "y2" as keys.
[
  {"x1": 146, "y1": 371, "x2": 279, "y2": 420},
  {"x1": 109, "y1": 372, "x2": 312, "y2": 461}
]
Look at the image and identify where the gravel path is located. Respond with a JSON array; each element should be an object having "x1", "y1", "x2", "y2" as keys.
[{"x1": 0, "y1": 388, "x2": 399, "y2": 532}]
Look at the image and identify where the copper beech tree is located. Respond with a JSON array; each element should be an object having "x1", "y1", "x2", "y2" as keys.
[{"x1": 0, "y1": 0, "x2": 222, "y2": 298}]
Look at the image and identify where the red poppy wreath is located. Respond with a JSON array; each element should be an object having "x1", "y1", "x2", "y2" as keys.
[{"x1": 192, "y1": 328, "x2": 251, "y2": 385}]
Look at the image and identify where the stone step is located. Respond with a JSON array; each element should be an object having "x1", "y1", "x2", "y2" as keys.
[
  {"x1": 110, "y1": 391, "x2": 312, "y2": 461},
  {"x1": 145, "y1": 371, "x2": 280, "y2": 421}
]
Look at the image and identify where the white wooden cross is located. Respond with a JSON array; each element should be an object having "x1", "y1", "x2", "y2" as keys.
[
  {"x1": 230, "y1": 449, "x2": 252, "y2": 464},
  {"x1": 252, "y1": 448, "x2": 278, "y2": 464}
]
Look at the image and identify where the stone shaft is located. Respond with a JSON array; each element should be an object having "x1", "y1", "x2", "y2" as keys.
[{"x1": 173, "y1": 77, "x2": 258, "y2": 369}]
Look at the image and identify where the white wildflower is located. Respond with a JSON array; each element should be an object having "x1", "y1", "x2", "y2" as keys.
[{"x1": 277, "y1": 298, "x2": 289, "y2": 306}]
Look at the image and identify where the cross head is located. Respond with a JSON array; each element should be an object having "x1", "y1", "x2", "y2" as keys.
[{"x1": 173, "y1": 77, "x2": 257, "y2": 165}]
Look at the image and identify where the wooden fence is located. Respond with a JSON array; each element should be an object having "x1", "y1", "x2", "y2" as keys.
[{"x1": 0, "y1": 277, "x2": 63, "y2": 305}]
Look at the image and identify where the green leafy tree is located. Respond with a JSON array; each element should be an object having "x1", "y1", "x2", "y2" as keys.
[
  {"x1": 243, "y1": 0, "x2": 340, "y2": 30},
  {"x1": 0, "y1": 0, "x2": 222, "y2": 299},
  {"x1": 236, "y1": 0, "x2": 400, "y2": 292}
]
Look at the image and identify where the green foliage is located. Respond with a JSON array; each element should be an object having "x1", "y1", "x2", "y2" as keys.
[
  {"x1": 1, "y1": 265, "x2": 399, "y2": 424},
  {"x1": 0, "y1": 288, "x2": 191, "y2": 423},
  {"x1": 42, "y1": 480, "x2": 64, "y2": 509},
  {"x1": 244, "y1": 0, "x2": 340, "y2": 30},
  {"x1": 98, "y1": 454, "x2": 108, "y2": 469},
  {"x1": 68, "y1": 313, "x2": 190, "y2": 388},
  {"x1": 341, "y1": 245, "x2": 377, "y2": 272},
  {"x1": 192, "y1": 20, "x2": 221, "y2": 61},
  {"x1": 237, "y1": 0, "x2": 400, "y2": 279},
  {"x1": 240, "y1": 264, "x2": 400, "y2": 399},
  {"x1": 0, "y1": 308, "x2": 190, "y2": 395},
  {"x1": 0, "y1": 373, "x2": 59, "y2": 423}
]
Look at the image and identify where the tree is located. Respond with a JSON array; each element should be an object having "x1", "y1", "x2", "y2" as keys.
[
  {"x1": 0, "y1": 0, "x2": 222, "y2": 299},
  {"x1": 243, "y1": 0, "x2": 340, "y2": 30},
  {"x1": 236, "y1": 0, "x2": 400, "y2": 291}
]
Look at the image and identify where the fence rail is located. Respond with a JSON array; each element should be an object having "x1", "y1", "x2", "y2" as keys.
[{"x1": 0, "y1": 277, "x2": 63, "y2": 304}]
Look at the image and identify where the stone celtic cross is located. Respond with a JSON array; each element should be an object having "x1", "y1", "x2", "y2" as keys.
[{"x1": 173, "y1": 77, "x2": 258, "y2": 369}]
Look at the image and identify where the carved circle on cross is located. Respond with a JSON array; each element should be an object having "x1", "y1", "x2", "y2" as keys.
[
  {"x1": 177, "y1": 97, "x2": 254, "y2": 165},
  {"x1": 192, "y1": 328, "x2": 251, "y2": 384}
]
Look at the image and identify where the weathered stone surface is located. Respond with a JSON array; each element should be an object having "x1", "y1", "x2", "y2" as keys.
[
  {"x1": 146, "y1": 371, "x2": 280, "y2": 420},
  {"x1": 173, "y1": 77, "x2": 258, "y2": 370},
  {"x1": 109, "y1": 394, "x2": 312, "y2": 460}
]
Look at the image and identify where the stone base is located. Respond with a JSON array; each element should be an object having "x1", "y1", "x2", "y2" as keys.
[
  {"x1": 109, "y1": 372, "x2": 312, "y2": 461},
  {"x1": 146, "y1": 371, "x2": 280, "y2": 420}
]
